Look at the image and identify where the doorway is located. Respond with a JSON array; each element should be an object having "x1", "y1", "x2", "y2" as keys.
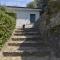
[{"x1": 30, "y1": 14, "x2": 36, "y2": 23}]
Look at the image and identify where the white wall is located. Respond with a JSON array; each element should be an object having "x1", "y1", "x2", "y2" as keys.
[{"x1": 16, "y1": 10, "x2": 40, "y2": 28}]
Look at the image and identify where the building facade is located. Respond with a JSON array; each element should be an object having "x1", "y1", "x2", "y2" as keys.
[{"x1": 6, "y1": 6, "x2": 41, "y2": 28}]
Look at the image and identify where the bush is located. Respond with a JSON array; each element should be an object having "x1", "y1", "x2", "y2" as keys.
[
  {"x1": 6, "y1": 13, "x2": 16, "y2": 18},
  {"x1": 0, "y1": 10, "x2": 16, "y2": 48}
]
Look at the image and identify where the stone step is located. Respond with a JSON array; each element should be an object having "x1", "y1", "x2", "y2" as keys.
[
  {"x1": 8, "y1": 42, "x2": 46, "y2": 47},
  {"x1": 3, "y1": 51, "x2": 40, "y2": 56},
  {"x1": 15, "y1": 30, "x2": 40, "y2": 33},
  {"x1": 3, "y1": 46, "x2": 39, "y2": 52},
  {"x1": 0, "y1": 57, "x2": 22, "y2": 60},
  {"x1": 18, "y1": 47, "x2": 50, "y2": 54},
  {"x1": 15, "y1": 31, "x2": 39, "y2": 33},
  {"x1": 14, "y1": 32, "x2": 40, "y2": 36},
  {"x1": 8, "y1": 40, "x2": 41, "y2": 44},
  {"x1": 12, "y1": 37, "x2": 41, "y2": 41},
  {"x1": 8, "y1": 40, "x2": 43, "y2": 46},
  {"x1": 2, "y1": 45, "x2": 44, "y2": 52},
  {"x1": 3, "y1": 46, "x2": 38, "y2": 56},
  {"x1": 11, "y1": 38, "x2": 42, "y2": 42},
  {"x1": 3, "y1": 46, "x2": 50, "y2": 56},
  {"x1": 16, "y1": 28, "x2": 39, "y2": 31},
  {"x1": 0, "y1": 56, "x2": 50, "y2": 60},
  {"x1": 12, "y1": 35, "x2": 40, "y2": 40},
  {"x1": 3, "y1": 45, "x2": 49, "y2": 52},
  {"x1": 8, "y1": 40, "x2": 43, "y2": 47},
  {"x1": 15, "y1": 28, "x2": 40, "y2": 32}
]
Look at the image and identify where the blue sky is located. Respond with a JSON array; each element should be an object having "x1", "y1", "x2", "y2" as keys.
[{"x1": 0, "y1": 0, "x2": 32, "y2": 7}]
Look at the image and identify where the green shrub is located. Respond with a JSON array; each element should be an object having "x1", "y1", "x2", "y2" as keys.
[
  {"x1": 0, "y1": 10, "x2": 16, "y2": 48},
  {"x1": 6, "y1": 13, "x2": 16, "y2": 18}
]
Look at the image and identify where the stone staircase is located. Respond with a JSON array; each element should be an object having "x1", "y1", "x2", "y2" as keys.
[{"x1": 0, "y1": 28, "x2": 50, "y2": 60}]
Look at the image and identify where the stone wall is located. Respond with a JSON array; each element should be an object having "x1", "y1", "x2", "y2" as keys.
[{"x1": 34, "y1": 11, "x2": 60, "y2": 57}]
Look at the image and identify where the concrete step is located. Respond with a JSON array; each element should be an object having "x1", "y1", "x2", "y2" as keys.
[
  {"x1": 15, "y1": 30, "x2": 40, "y2": 33},
  {"x1": 3, "y1": 47, "x2": 50, "y2": 56},
  {"x1": 8, "y1": 40, "x2": 43, "y2": 47},
  {"x1": 18, "y1": 47, "x2": 50, "y2": 54},
  {"x1": 14, "y1": 32, "x2": 40, "y2": 36},
  {"x1": 7, "y1": 39, "x2": 43, "y2": 47},
  {"x1": 8, "y1": 40, "x2": 41, "y2": 44},
  {"x1": 11, "y1": 38, "x2": 42, "y2": 42},
  {"x1": 15, "y1": 28, "x2": 40, "y2": 32},
  {"x1": 3, "y1": 46, "x2": 38, "y2": 56},
  {"x1": 12, "y1": 35, "x2": 40, "y2": 40},
  {"x1": 3, "y1": 45, "x2": 49, "y2": 52},
  {"x1": 3, "y1": 51, "x2": 40, "y2": 56},
  {"x1": 3, "y1": 47, "x2": 50, "y2": 57},
  {"x1": 16, "y1": 28, "x2": 39, "y2": 30},
  {"x1": 2, "y1": 45, "x2": 45, "y2": 52},
  {"x1": 8, "y1": 42, "x2": 46, "y2": 47},
  {"x1": 12, "y1": 37, "x2": 41, "y2": 41}
]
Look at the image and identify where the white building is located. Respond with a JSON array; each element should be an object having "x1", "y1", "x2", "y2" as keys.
[{"x1": 6, "y1": 6, "x2": 41, "y2": 28}]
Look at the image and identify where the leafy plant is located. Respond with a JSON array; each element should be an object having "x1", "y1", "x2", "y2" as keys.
[{"x1": 0, "y1": 7, "x2": 16, "y2": 49}]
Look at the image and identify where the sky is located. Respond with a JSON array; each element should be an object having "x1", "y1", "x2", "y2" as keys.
[{"x1": 0, "y1": 0, "x2": 33, "y2": 7}]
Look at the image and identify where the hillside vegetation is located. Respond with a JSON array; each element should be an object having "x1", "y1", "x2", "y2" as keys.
[
  {"x1": 48, "y1": 1, "x2": 60, "y2": 17},
  {"x1": 48, "y1": 1, "x2": 60, "y2": 32},
  {"x1": 0, "y1": 7, "x2": 16, "y2": 49}
]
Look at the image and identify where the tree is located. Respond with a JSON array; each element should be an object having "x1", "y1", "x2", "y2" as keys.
[
  {"x1": 34, "y1": 0, "x2": 48, "y2": 11},
  {"x1": 26, "y1": 1, "x2": 35, "y2": 8}
]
